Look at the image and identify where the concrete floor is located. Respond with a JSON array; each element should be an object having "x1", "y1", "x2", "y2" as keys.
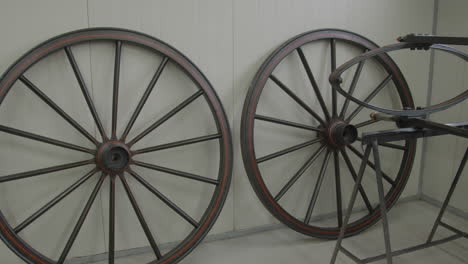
[{"x1": 94, "y1": 201, "x2": 468, "y2": 264}]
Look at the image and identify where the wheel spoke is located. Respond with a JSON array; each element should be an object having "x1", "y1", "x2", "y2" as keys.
[
  {"x1": 127, "y1": 89, "x2": 203, "y2": 146},
  {"x1": 57, "y1": 173, "x2": 106, "y2": 264},
  {"x1": 127, "y1": 169, "x2": 199, "y2": 227},
  {"x1": 305, "y1": 150, "x2": 331, "y2": 224},
  {"x1": 133, "y1": 161, "x2": 218, "y2": 185},
  {"x1": 333, "y1": 151, "x2": 343, "y2": 227},
  {"x1": 269, "y1": 75, "x2": 325, "y2": 126},
  {"x1": 340, "y1": 149, "x2": 373, "y2": 213},
  {"x1": 356, "y1": 137, "x2": 407, "y2": 151},
  {"x1": 274, "y1": 145, "x2": 326, "y2": 201},
  {"x1": 330, "y1": 39, "x2": 337, "y2": 117},
  {"x1": 119, "y1": 174, "x2": 162, "y2": 259},
  {"x1": 19, "y1": 76, "x2": 99, "y2": 146},
  {"x1": 354, "y1": 119, "x2": 379, "y2": 129},
  {"x1": 0, "y1": 159, "x2": 94, "y2": 183},
  {"x1": 346, "y1": 74, "x2": 393, "y2": 123},
  {"x1": 65, "y1": 46, "x2": 108, "y2": 141},
  {"x1": 120, "y1": 57, "x2": 169, "y2": 141},
  {"x1": 133, "y1": 134, "x2": 221, "y2": 155},
  {"x1": 0, "y1": 124, "x2": 95, "y2": 154},
  {"x1": 339, "y1": 59, "x2": 366, "y2": 118},
  {"x1": 109, "y1": 175, "x2": 116, "y2": 264},
  {"x1": 14, "y1": 168, "x2": 98, "y2": 233},
  {"x1": 296, "y1": 47, "x2": 331, "y2": 121},
  {"x1": 256, "y1": 138, "x2": 322, "y2": 164},
  {"x1": 347, "y1": 145, "x2": 395, "y2": 186},
  {"x1": 255, "y1": 115, "x2": 321, "y2": 132},
  {"x1": 111, "y1": 41, "x2": 122, "y2": 140}
]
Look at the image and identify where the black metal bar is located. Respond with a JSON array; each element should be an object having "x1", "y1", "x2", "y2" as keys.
[
  {"x1": 0, "y1": 159, "x2": 94, "y2": 183},
  {"x1": 134, "y1": 161, "x2": 218, "y2": 185},
  {"x1": 330, "y1": 145, "x2": 372, "y2": 264},
  {"x1": 406, "y1": 118, "x2": 468, "y2": 139},
  {"x1": 128, "y1": 89, "x2": 203, "y2": 146},
  {"x1": 347, "y1": 145, "x2": 395, "y2": 186},
  {"x1": 361, "y1": 234, "x2": 463, "y2": 263},
  {"x1": 19, "y1": 76, "x2": 99, "y2": 146},
  {"x1": 334, "y1": 151, "x2": 343, "y2": 227},
  {"x1": 65, "y1": 46, "x2": 108, "y2": 141},
  {"x1": 274, "y1": 145, "x2": 326, "y2": 201},
  {"x1": 398, "y1": 34, "x2": 468, "y2": 45},
  {"x1": 305, "y1": 150, "x2": 331, "y2": 224},
  {"x1": 296, "y1": 48, "x2": 331, "y2": 121},
  {"x1": 340, "y1": 246, "x2": 364, "y2": 264},
  {"x1": 119, "y1": 174, "x2": 162, "y2": 259},
  {"x1": 111, "y1": 41, "x2": 122, "y2": 140},
  {"x1": 427, "y1": 147, "x2": 467, "y2": 243},
  {"x1": 57, "y1": 173, "x2": 106, "y2": 264},
  {"x1": 128, "y1": 169, "x2": 199, "y2": 228},
  {"x1": 371, "y1": 140, "x2": 393, "y2": 264},
  {"x1": 133, "y1": 134, "x2": 221, "y2": 155},
  {"x1": 346, "y1": 74, "x2": 393, "y2": 123},
  {"x1": 14, "y1": 168, "x2": 98, "y2": 233},
  {"x1": 257, "y1": 138, "x2": 322, "y2": 164},
  {"x1": 356, "y1": 137, "x2": 407, "y2": 151},
  {"x1": 339, "y1": 59, "x2": 366, "y2": 119},
  {"x1": 340, "y1": 149, "x2": 373, "y2": 213},
  {"x1": 269, "y1": 75, "x2": 326, "y2": 126},
  {"x1": 361, "y1": 121, "x2": 468, "y2": 144},
  {"x1": 0, "y1": 124, "x2": 95, "y2": 154},
  {"x1": 120, "y1": 57, "x2": 169, "y2": 141},
  {"x1": 377, "y1": 142, "x2": 406, "y2": 151},
  {"x1": 439, "y1": 221, "x2": 468, "y2": 238},
  {"x1": 379, "y1": 143, "x2": 406, "y2": 151},
  {"x1": 109, "y1": 175, "x2": 116, "y2": 264},
  {"x1": 255, "y1": 114, "x2": 321, "y2": 132},
  {"x1": 331, "y1": 39, "x2": 337, "y2": 118}
]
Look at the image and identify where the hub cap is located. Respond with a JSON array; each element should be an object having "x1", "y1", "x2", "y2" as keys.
[
  {"x1": 325, "y1": 120, "x2": 358, "y2": 148},
  {"x1": 96, "y1": 141, "x2": 131, "y2": 173}
]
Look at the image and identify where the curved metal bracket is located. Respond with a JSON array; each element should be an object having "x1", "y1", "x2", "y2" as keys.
[{"x1": 329, "y1": 42, "x2": 468, "y2": 117}]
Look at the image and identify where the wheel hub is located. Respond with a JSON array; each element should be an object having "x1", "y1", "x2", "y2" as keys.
[
  {"x1": 324, "y1": 120, "x2": 358, "y2": 148},
  {"x1": 96, "y1": 141, "x2": 131, "y2": 173}
]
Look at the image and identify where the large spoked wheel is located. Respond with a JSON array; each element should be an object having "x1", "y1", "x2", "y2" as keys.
[
  {"x1": 241, "y1": 29, "x2": 416, "y2": 239},
  {"x1": 0, "y1": 28, "x2": 232, "y2": 263}
]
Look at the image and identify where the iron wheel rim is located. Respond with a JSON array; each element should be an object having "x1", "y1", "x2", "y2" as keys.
[
  {"x1": 0, "y1": 28, "x2": 233, "y2": 264},
  {"x1": 241, "y1": 29, "x2": 417, "y2": 239}
]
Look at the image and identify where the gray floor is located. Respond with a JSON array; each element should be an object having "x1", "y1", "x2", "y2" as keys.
[{"x1": 94, "y1": 201, "x2": 468, "y2": 264}]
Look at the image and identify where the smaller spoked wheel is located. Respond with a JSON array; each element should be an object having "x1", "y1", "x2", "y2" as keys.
[
  {"x1": 0, "y1": 28, "x2": 232, "y2": 264},
  {"x1": 241, "y1": 29, "x2": 417, "y2": 239}
]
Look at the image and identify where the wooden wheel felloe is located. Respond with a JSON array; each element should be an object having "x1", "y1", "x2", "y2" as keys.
[
  {"x1": 0, "y1": 28, "x2": 232, "y2": 264},
  {"x1": 241, "y1": 29, "x2": 417, "y2": 239}
]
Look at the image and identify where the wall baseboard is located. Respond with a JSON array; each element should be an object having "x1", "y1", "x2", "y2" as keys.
[
  {"x1": 420, "y1": 193, "x2": 468, "y2": 220},
  {"x1": 67, "y1": 195, "x2": 420, "y2": 264}
]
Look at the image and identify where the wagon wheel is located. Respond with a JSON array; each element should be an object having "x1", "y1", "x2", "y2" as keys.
[
  {"x1": 241, "y1": 29, "x2": 417, "y2": 239},
  {"x1": 0, "y1": 28, "x2": 232, "y2": 264}
]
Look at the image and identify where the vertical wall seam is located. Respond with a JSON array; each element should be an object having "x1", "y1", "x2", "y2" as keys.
[
  {"x1": 418, "y1": 0, "x2": 439, "y2": 199},
  {"x1": 86, "y1": 0, "x2": 109, "y2": 252},
  {"x1": 231, "y1": 0, "x2": 237, "y2": 233}
]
